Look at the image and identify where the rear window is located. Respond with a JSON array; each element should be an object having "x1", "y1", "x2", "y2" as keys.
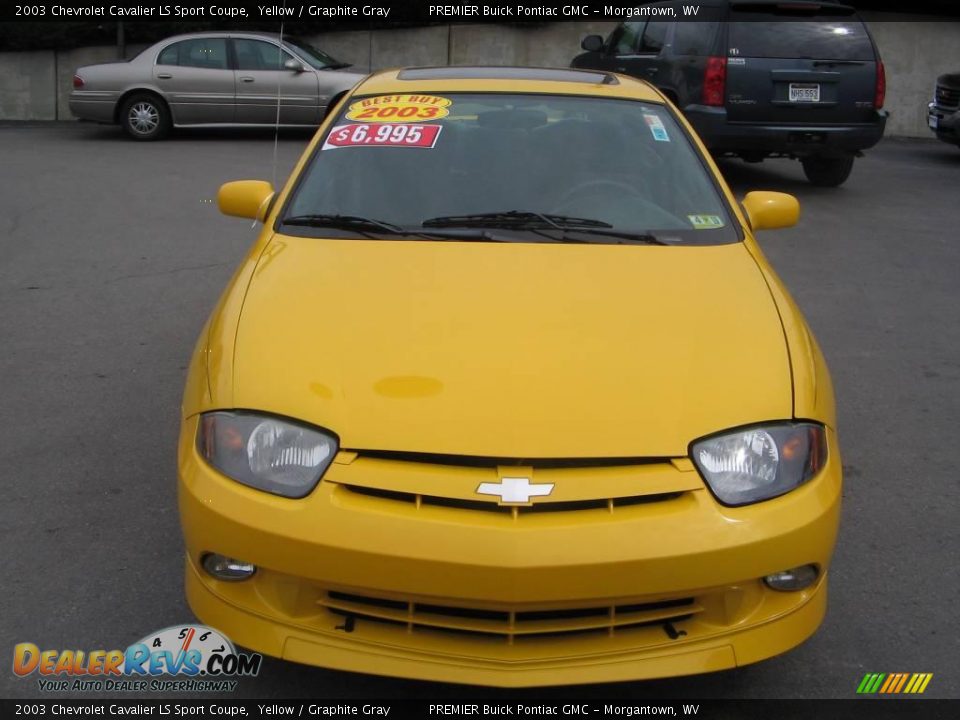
[{"x1": 728, "y1": 17, "x2": 874, "y2": 61}]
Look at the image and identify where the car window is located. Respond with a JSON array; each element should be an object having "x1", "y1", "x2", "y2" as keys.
[
  {"x1": 157, "y1": 39, "x2": 229, "y2": 70},
  {"x1": 639, "y1": 22, "x2": 669, "y2": 54},
  {"x1": 608, "y1": 23, "x2": 643, "y2": 55},
  {"x1": 287, "y1": 38, "x2": 342, "y2": 70},
  {"x1": 672, "y1": 23, "x2": 716, "y2": 57},
  {"x1": 727, "y1": 16, "x2": 874, "y2": 61},
  {"x1": 233, "y1": 39, "x2": 294, "y2": 71},
  {"x1": 157, "y1": 43, "x2": 178, "y2": 66},
  {"x1": 282, "y1": 93, "x2": 739, "y2": 245}
]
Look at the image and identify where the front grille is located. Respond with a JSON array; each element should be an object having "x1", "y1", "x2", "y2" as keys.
[
  {"x1": 935, "y1": 84, "x2": 960, "y2": 109},
  {"x1": 342, "y1": 484, "x2": 682, "y2": 515},
  {"x1": 320, "y1": 591, "x2": 700, "y2": 641},
  {"x1": 355, "y1": 449, "x2": 668, "y2": 469}
]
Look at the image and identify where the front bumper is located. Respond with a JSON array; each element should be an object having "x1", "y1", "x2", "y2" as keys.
[
  {"x1": 684, "y1": 105, "x2": 887, "y2": 157},
  {"x1": 928, "y1": 102, "x2": 960, "y2": 146},
  {"x1": 178, "y1": 416, "x2": 842, "y2": 686}
]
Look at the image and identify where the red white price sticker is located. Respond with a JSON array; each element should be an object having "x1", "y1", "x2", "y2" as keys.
[{"x1": 322, "y1": 123, "x2": 442, "y2": 150}]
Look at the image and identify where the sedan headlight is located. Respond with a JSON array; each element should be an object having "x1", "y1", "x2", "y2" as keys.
[
  {"x1": 197, "y1": 411, "x2": 338, "y2": 498},
  {"x1": 691, "y1": 423, "x2": 827, "y2": 506}
]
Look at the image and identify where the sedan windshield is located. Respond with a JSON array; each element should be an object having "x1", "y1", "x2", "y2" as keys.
[{"x1": 281, "y1": 93, "x2": 738, "y2": 245}]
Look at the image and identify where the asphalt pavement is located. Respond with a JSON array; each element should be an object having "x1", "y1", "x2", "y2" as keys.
[{"x1": 1, "y1": 123, "x2": 957, "y2": 700}]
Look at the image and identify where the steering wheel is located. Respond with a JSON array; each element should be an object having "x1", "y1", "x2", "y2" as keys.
[{"x1": 551, "y1": 179, "x2": 648, "y2": 216}]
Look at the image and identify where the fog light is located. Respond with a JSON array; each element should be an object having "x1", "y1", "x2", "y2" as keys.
[
  {"x1": 764, "y1": 564, "x2": 819, "y2": 591},
  {"x1": 201, "y1": 553, "x2": 256, "y2": 581}
]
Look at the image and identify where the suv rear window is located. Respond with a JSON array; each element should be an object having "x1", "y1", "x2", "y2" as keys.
[{"x1": 727, "y1": 16, "x2": 874, "y2": 61}]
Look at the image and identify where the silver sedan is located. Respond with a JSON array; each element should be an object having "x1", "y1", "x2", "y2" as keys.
[{"x1": 70, "y1": 32, "x2": 367, "y2": 140}]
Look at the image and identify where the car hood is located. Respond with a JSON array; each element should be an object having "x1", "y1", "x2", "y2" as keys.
[{"x1": 232, "y1": 235, "x2": 792, "y2": 458}]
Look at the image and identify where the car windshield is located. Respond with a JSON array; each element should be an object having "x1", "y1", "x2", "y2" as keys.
[
  {"x1": 281, "y1": 93, "x2": 738, "y2": 245},
  {"x1": 286, "y1": 38, "x2": 345, "y2": 69}
]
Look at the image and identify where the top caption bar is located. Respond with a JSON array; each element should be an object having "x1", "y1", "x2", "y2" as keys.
[{"x1": 5, "y1": 0, "x2": 960, "y2": 23}]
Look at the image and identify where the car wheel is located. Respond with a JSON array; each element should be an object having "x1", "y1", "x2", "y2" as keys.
[
  {"x1": 120, "y1": 93, "x2": 170, "y2": 141},
  {"x1": 801, "y1": 156, "x2": 855, "y2": 187}
]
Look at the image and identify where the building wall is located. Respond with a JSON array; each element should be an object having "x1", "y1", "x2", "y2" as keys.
[
  {"x1": 2, "y1": 20, "x2": 958, "y2": 138},
  {"x1": 864, "y1": 20, "x2": 960, "y2": 137}
]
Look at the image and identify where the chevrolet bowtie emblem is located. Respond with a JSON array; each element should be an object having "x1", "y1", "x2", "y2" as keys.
[{"x1": 476, "y1": 477, "x2": 554, "y2": 505}]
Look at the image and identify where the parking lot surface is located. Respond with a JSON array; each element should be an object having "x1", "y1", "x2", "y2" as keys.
[{"x1": 1, "y1": 123, "x2": 957, "y2": 699}]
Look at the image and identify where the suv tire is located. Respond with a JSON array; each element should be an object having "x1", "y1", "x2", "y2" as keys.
[{"x1": 801, "y1": 156, "x2": 855, "y2": 187}]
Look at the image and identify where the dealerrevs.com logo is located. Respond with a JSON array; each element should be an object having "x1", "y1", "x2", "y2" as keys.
[{"x1": 13, "y1": 625, "x2": 261, "y2": 692}]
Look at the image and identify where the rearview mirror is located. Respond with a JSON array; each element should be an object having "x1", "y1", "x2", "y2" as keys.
[
  {"x1": 581, "y1": 35, "x2": 604, "y2": 53},
  {"x1": 217, "y1": 180, "x2": 275, "y2": 222},
  {"x1": 284, "y1": 58, "x2": 305, "y2": 73},
  {"x1": 741, "y1": 191, "x2": 800, "y2": 231}
]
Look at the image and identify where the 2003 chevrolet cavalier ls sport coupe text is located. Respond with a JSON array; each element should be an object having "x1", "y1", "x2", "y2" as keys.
[{"x1": 178, "y1": 65, "x2": 842, "y2": 687}]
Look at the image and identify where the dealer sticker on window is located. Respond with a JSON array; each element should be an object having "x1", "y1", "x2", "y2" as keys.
[
  {"x1": 345, "y1": 94, "x2": 452, "y2": 123},
  {"x1": 688, "y1": 214, "x2": 725, "y2": 230},
  {"x1": 643, "y1": 114, "x2": 670, "y2": 142},
  {"x1": 322, "y1": 123, "x2": 443, "y2": 150}
]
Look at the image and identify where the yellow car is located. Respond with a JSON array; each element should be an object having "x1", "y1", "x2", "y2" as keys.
[{"x1": 179, "y1": 66, "x2": 841, "y2": 687}]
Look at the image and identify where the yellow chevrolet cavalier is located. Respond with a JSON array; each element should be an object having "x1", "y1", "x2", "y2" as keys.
[{"x1": 179, "y1": 67, "x2": 841, "y2": 686}]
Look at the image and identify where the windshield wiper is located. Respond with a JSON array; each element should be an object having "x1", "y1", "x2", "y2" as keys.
[
  {"x1": 281, "y1": 214, "x2": 515, "y2": 242},
  {"x1": 282, "y1": 214, "x2": 445, "y2": 240},
  {"x1": 812, "y1": 60, "x2": 866, "y2": 67},
  {"x1": 423, "y1": 211, "x2": 668, "y2": 245},
  {"x1": 423, "y1": 211, "x2": 612, "y2": 230},
  {"x1": 283, "y1": 214, "x2": 406, "y2": 233},
  {"x1": 558, "y1": 228, "x2": 670, "y2": 245}
]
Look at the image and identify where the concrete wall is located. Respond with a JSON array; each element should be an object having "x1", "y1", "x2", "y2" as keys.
[
  {"x1": 2, "y1": 21, "x2": 959, "y2": 137},
  {"x1": 863, "y1": 20, "x2": 960, "y2": 137},
  {"x1": 0, "y1": 51, "x2": 57, "y2": 120}
]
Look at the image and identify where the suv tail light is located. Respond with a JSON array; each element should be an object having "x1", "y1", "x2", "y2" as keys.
[
  {"x1": 72, "y1": 75, "x2": 84, "y2": 89},
  {"x1": 874, "y1": 61, "x2": 885, "y2": 109},
  {"x1": 703, "y1": 56, "x2": 727, "y2": 107}
]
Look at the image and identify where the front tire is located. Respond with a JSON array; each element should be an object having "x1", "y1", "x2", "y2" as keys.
[
  {"x1": 120, "y1": 93, "x2": 170, "y2": 141},
  {"x1": 801, "y1": 156, "x2": 855, "y2": 187}
]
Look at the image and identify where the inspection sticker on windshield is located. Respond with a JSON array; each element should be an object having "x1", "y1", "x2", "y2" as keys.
[
  {"x1": 688, "y1": 214, "x2": 725, "y2": 230},
  {"x1": 346, "y1": 94, "x2": 451, "y2": 123},
  {"x1": 323, "y1": 123, "x2": 443, "y2": 150},
  {"x1": 643, "y1": 114, "x2": 670, "y2": 142}
]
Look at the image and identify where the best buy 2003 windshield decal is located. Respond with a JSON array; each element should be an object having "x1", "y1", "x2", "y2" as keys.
[
  {"x1": 345, "y1": 94, "x2": 451, "y2": 123},
  {"x1": 12, "y1": 625, "x2": 261, "y2": 691}
]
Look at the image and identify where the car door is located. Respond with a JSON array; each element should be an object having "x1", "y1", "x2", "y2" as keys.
[
  {"x1": 154, "y1": 38, "x2": 234, "y2": 124},
  {"x1": 231, "y1": 38, "x2": 321, "y2": 125}
]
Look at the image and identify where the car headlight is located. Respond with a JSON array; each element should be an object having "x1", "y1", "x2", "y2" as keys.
[
  {"x1": 691, "y1": 423, "x2": 827, "y2": 506},
  {"x1": 197, "y1": 411, "x2": 338, "y2": 498}
]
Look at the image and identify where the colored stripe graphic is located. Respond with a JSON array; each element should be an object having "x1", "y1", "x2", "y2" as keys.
[{"x1": 857, "y1": 673, "x2": 932, "y2": 694}]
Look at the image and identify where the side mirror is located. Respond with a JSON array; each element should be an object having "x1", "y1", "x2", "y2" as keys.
[
  {"x1": 217, "y1": 180, "x2": 275, "y2": 222},
  {"x1": 284, "y1": 58, "x2": 305, "y2": 73},
  {"x1": 581, "y1": 35, "x2": 604, "y2": 53},
  {"x1": 741, "y1": 191, "x2": 800, "y2": 231}
]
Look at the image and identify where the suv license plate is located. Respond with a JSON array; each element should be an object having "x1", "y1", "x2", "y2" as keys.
[
  {"x1": 789, "y1": 84, "x2": 820, "y2": 103},
  {"x1": 928, "y1": 115, "x2": 939, "y2": 129}
]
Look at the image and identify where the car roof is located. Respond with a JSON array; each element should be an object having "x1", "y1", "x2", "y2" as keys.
[
  {"x1": 354, "y1": 66, "x2": 665, "y2": 102},
  {"x1": 154, "y1": 31, "x2": 288, "y2": 44}
]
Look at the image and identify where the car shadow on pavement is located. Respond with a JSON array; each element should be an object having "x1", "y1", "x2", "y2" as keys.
[
  {"x1": 240, "y1": 653, "x2": 782, "y2": 700},
  {"x1": 713, "y1": 158, "x2": 828, "y2": 197}
]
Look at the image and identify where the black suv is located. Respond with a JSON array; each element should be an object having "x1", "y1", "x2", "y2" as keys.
[
  {"x1": 928, "y1": 73, "x2": 960, "y2": 148},
  {"x1": 572, "y1": 1, "x2": 887, "y2": 186}
]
